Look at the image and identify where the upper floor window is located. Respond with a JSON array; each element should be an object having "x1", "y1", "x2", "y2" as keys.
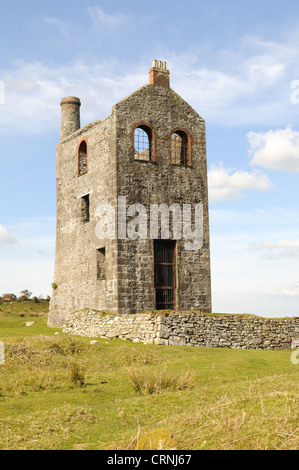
[
  {"x1": 134, "y1": 125, "x2": 153, "y2": 161},
  {"x1": 171, "y1": 130, "x2": 190, "y2": 166},
  {"x1": 78, "y1": 140, "x2": 88, "y2": 176}
]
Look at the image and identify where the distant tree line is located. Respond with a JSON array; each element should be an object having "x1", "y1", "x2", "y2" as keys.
[{"x1": 0, "y1": 291, "x2": 50, "y2": 303}]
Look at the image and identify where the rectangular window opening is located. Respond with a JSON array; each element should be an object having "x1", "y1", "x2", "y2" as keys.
[{"x1": 81, "y1": 194, "x2": 90, "y2": 223}]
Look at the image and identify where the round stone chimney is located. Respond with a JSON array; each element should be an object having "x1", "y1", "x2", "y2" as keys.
[{"x1": 60, "y1": 96, "x2": 81, "y2": 141}]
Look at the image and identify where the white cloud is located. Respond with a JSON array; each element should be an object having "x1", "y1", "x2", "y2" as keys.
[
  {"x1": 5, "y1": 75, "x2": 40, "y2": 94},
  {"x1": 1, "y1": 29, "x2": 299, "y2": 135},
  {"x1": 208, "y1": 163, "x2": 273, "y2": 201},
  {"x1": 282, "y1": 281, "x2": 299, "y2": 298},
  {"x1": 88, "y1": 7, "x2": 129, "y2": 28},
  {"x1": 0, "y1": 225, "x2": 17, "y2": 245},
  {"x1": 167, "y1": 33, "x2": 299, "y2": 125},
  {"x1": 249, "y1": 239, "x2": 299, "y2": 259},
  {"x1": 248, "y1": 127, "x2": 299, "y2": 172},
  {"x1": 0, "y1": 60, "x2": 146, "y2": 134},
  {"x1": 0, "y1": 29, "x2": 299, "y2": 136}
]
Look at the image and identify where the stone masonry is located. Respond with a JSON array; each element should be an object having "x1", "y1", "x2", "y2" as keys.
[
  {"x1": 63, "y1": 310, "x2": 299, "y2": 351},
  {"x1": 48, "y1": 61, "x2": 212, "y2": 328}
]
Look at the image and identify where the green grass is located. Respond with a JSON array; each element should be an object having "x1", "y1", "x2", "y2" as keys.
[
  {"x1": 0, "y1": 300, "x2": 54, "y2": 337},
  {"x1": 0, "y1": 301, "x2": 298, "y2": 450}
]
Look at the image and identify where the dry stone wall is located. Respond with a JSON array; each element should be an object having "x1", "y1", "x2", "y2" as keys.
[{"x1": 63, "y1": 310, "x2": 299, "y2": 350}]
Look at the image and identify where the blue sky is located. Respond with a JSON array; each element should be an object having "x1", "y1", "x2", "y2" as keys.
[{"x1": 1, "y1": 0, "x2": 299, "y2": 316}]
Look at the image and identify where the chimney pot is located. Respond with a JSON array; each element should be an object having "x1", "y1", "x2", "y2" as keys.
[{"x1": 149, "y1": 60, "x2": 170, "y2": 88}]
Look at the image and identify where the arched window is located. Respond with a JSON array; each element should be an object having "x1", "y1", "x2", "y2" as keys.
[
  {"x1": 171, "y1": 130, "x2": 189, "y2": 166},
  {"x1": 78, "y1": 140, "x2": 88, "y2": 176},
  {"x1": 134, "y1": 125, "x2": 153, "y2": 161}
]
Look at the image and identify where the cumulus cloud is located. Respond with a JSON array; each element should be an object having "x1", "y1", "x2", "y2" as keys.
[
  {"x1": 0, "y1": 29, "x2": 299, "y2": 135},
  {"x1": 168, "y1": 33, "x2": 299, "y2": 125},
  {"x1": 249, "y1": 239, "x2": 299, "y2": 259},
  {"x1": 0, "y1": 60, "x2": 146, "y2": 134},
  {"x1": 0, "y1": 225, "x2": 17, "y2": 245},
  {"x1": 175, "y1": 53, "x2": 285, "y2": 107},
  {"x1": 248, "y1": 127, "x2": 299, "y2": 172},
  {"x1": 1, "y1": 29, "x2": 299, "y2": 135},
  {"x1": 208, "y1": 163, "x2": 273, "y2": 201}
]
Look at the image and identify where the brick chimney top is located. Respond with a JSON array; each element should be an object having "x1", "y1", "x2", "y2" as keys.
[{"x1": 149, "y1": 60, "x2": 170, "y2": 88}]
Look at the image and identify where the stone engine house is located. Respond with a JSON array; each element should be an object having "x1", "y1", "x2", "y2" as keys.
[{"x1": 48, "y1": 61, "x2": 212, "y2": 328}]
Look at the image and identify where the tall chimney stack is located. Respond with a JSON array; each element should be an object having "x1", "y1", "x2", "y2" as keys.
[
  {"x1": 60, "y1": 96, "x2": 81, "y2": 141},
  {"x1": 149, "y1": 60, "x2": 170, "y2": 88}
]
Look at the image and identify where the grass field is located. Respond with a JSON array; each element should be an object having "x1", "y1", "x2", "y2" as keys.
[{"x1": 0, "y1": 300, "x2": 298, "y2": 450}]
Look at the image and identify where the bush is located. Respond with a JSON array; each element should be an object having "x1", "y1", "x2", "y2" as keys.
[
  {"x1": 2, "y1": 293, "x2": 17, "y2": 302},
  {"x1": 18, "y1": 290, "x2": 32, "y2": 301}
]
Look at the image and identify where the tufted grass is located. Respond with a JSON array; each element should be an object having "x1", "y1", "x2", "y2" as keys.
[
  {"x1": 0, "y1": 302, "x2": 298, "y2": 450},
  {"x1": 127, "y1": 367, "x2": 195, "y2": 395}
]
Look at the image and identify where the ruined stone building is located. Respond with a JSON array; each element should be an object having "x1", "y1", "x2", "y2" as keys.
[{"x1": 48, "y1": 61, "x2": 212, "y2": 328}]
